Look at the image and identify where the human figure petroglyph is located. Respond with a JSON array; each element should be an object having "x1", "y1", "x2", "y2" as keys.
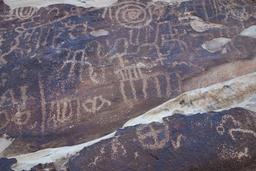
[
  {"x1": 61, "y1": 44, "x2": 106, "y2": 84},
  {"x1": 0, "y1": 0, "x2": 255, "y2": 145}
]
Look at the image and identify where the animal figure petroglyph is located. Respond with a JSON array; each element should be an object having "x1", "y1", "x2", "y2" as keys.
[{"x1": 0, "y1": 0, "x2": 255, "y2": 139}]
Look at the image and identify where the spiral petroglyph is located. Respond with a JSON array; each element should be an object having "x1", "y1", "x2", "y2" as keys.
[
  {"x1": 115, "y1": 1, "x2": 152, "y2": 28},
  {"x1": 0, "y1": 1, "x2": 256, "y2": 170}
]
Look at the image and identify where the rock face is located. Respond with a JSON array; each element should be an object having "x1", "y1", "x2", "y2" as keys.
[
  {"x1": 0, "y1": 0, "x2": 256, "y2": 154},
  {"x1": 0, "y1": 158, "x2": 16, "y2": 171},
  {"x1": 68, "y1": 108, "x2": 256, "y2": 171},
  {"x1": 0, "y1": 0, "x2": 256, "y2": 170}
]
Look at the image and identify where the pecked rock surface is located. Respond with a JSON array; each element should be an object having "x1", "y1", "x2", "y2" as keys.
[
  {"x1": 1, "y1": 0, "x2": 256, "y2": 155},
  {"x1": 68, "y1": 108, "x2": 256, "y2": 171}
]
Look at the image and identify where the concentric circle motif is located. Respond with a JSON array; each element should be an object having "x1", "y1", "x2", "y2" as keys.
[
  {"x1": 12, "y1": 110, "x2": 31, "y2": 126},
  {"x1": 11, "y1": 7, "x2": 37, "y2": 20},
  {"x1": 115, "y1": 1, "x2": 152, "y2": 28}
]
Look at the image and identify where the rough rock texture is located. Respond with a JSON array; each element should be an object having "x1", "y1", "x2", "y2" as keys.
[
  {"x1": 0, "y1": 158, "x2": 16, "y2": 171},
  {"x1": 0, "y1": 0, "x2": 256, "y2": 155},
  {"x1": 68, "y1": 108, "x2": 256, "y2": 171}
]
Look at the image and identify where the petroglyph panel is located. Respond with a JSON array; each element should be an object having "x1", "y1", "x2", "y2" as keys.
[
  {"x1": 68, "y1": 108, "x2": 256, "y2": 171},
  {"x1": 0, "y1": 0, "x2": 256, "y2": 151}
]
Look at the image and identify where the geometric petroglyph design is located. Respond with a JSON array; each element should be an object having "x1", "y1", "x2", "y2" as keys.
[
  {"x1": 61, "y1": 50, "x2": 105, "y2": 84},
  {"x1": 218, "y1": 145, "x2": 250, "y2": 160},
  {"x1": 49, "y1": 98, "x2": 75, "y2": 124},
  {"x1": 216, "y1": 115, "x2": 241, "y2": 135},
  {"x1": 111, "y1": 137, "x2": 127, "y2": 160},
  {"x1": 47, "y1": 97, "x2": 81, "y2": 128},
  {"x1": 136, "y1": 124, "x2": 170, "y2": 150},
  {"x1": 115, "y1": 57, "x2": 176, "y2": 104},
  {"x1": 12, "y1": 108, "x2": 32, "y2": 126},
  {"x1": 0, "y1": 86, "x2": 32, "y2": 128},
  {"x1": 88, "y1": 156, "x2": 102, "y2": 168},
  {"x1": 61, "y1": 50, "x2": 91, "y2": 79},
  {"x1": 10, "y1": 7, "x2": 38, "y2": 20},
  {"x1": 115, "y1": 1, "x2": 152, "y2": 28},
  {"x1": 12, "y1": 86, "x2": 31, "y2": 126},
  {"x1": 82, "y1": 95, "x2": 111, "y2": 114},
  {"x1": 171, "y1": 134, "x2": 185, "y2": 150},
  {"x1": 216, "y1": 115, "x2": 256, "y2": 141},
  {"x1": 47, "y1": 95, "x2": 111, "y2": 127},
  {"x1": 229, "y1": 128, "x2": 256, "y2": 141}
]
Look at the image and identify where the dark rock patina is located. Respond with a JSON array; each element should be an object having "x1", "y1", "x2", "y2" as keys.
[
  {"x1": 0, "y1": 158, "x2": 17, "y2": 171},
  {"x1": 0, "y1": 0, "x2": 256, "y2": 153},
  {"x1": 68, "y1": 108, "x2": 256, "y2": 171}
]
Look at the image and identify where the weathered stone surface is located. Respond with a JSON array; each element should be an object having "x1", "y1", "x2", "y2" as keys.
[
  {"x1": 0, "y1": 158, "x2": 17, "y2": 171},
  {"x1": 68, "y1": 108, "x2": 256, "y2": 171},
  {"x1": 0, "y1": 0, "x2": 256, "y2": 154},
  {"x1": 29, "y1": 163, "x2": 57, "y2": 171}
]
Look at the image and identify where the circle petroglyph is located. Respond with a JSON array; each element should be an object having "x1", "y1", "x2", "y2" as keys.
[
  {"x1": 115, "y1": 1, "x2": 152, "y2": 28},
  {"x1": 12, "y1": 110, "x2": 31, "y2": 126}
]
